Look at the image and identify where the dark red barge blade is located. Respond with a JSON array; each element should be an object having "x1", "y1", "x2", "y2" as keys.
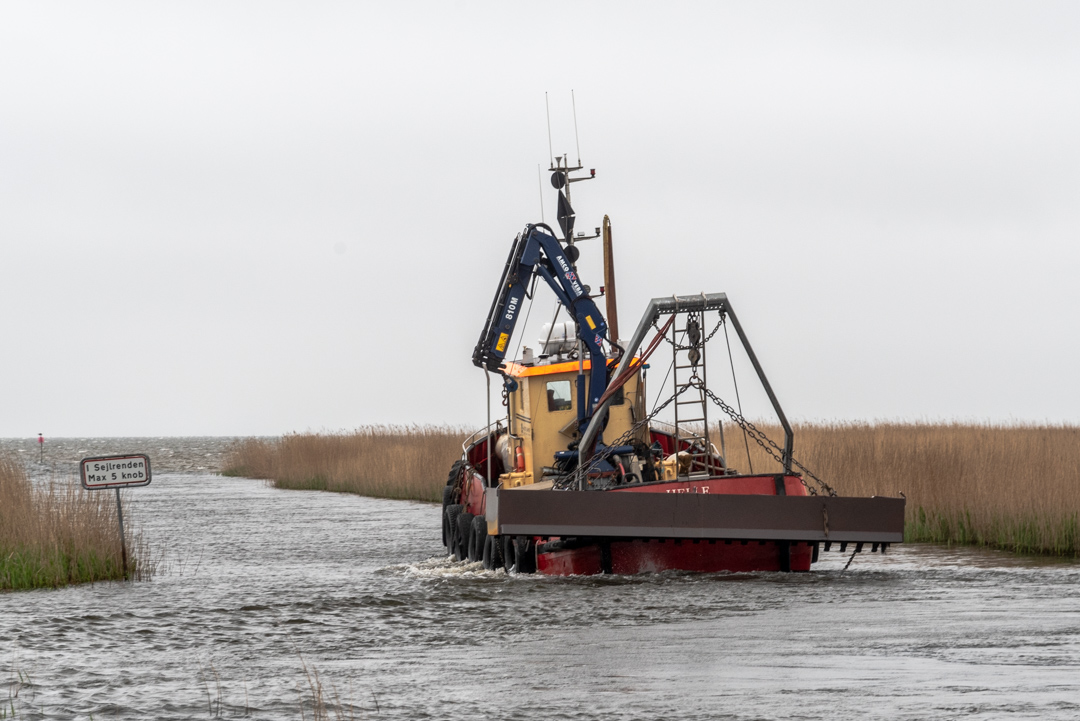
[{"x1": 495, "y1": 488, "x2": 904, "y2": 544}]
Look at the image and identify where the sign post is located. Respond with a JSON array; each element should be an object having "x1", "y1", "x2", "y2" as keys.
[{"x1": 79, "y1": 454, "x2": 152, "y2": 580}]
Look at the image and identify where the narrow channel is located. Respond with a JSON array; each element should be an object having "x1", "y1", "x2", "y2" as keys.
[{"x1": 2, "y1": 449, "x2": 1078, "y2": 719}]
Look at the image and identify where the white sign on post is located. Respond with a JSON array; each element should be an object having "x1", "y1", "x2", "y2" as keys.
[
  {"x1": 79, "y1": 453, "x2": 151, "y2": 580},
  {"x1": 80, "y1": 454, "x2": 152, "y2": 490}
]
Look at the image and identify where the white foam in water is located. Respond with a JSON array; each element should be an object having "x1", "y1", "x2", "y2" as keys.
[{"x1": 384, "y1": 555, "x2": 505, "y2": 578}]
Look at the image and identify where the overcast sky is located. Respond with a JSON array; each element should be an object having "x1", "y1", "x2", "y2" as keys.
[{"x1": 2, "y1": 1, "x2": 1078, "y2": 437}]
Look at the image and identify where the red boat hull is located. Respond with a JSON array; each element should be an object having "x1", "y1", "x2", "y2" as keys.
[
  {"x1": 536, "y1": 538, "x2": 814, "y2": 575},
  {"x1": 529, "y1": 473, "x2": 815, "y2": 576}
]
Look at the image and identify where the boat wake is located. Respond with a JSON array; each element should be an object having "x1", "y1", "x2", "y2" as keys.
[{"x1": 381, "y1": 555, "x2": 508, "y2": 578}]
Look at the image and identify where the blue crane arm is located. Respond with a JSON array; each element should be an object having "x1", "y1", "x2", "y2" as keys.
[{"x1": 472, "y1": 224, "x2": 610, "y2": 424}]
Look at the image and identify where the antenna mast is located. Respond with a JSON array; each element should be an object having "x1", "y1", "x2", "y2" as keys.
[
  {"x1": 572, "y1": 89, "x2": 581, "y2": 166},
  {"x1": 544, "y1": 92, "x2": 599, "y2": 243},
  {"x1": 537, "y1": 164, "x2": 545, "y2": 223},
  {"x1": 545, "y1": 92, "x2": 554, "y2": 169}
]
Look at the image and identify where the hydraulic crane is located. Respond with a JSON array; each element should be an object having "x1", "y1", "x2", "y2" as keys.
[{"x1": 472, "y1": 221, "x2": 611, "y2": 433}]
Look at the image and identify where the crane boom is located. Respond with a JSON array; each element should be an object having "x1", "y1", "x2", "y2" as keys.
[{"x1": 472, "y1": 223, "x2": 609, "y2": 426}]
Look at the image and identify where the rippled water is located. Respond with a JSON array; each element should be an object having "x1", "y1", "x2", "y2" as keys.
[
  {"x1": 0, "y1": 436, "x2": 238, "y2": 475},
  {"x1": 2, "y1": 444, "x2": 1079, "y2": 719}
]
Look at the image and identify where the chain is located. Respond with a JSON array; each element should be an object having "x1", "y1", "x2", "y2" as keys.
[
  {"x1": 652, "y1": 312, "x2": 726, "y2": 351},
  {"x1": 556, "y1": 306, "x2": 839, "y2": 497},
  {"x1": 699, "y1": 383, "x2": 803, "y2": 491},
  {"x1": 558, "y1": 378, "x2": 838, "y2": 497},
  {"x1": 697, "y1": 382, "x2": 837, "y2": 497},
  {"x1": 701, "y1": 313, "x2": 726, "y2": 344},
  {"x1": 555, "y1": 383, "x2": 695, "y2": 490}
]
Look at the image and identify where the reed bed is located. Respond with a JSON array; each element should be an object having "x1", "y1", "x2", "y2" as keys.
[
  {"x1": 223, "y1": 425, "x2": 469, "y2": 503},
  {"x1": 223, "y1": 422, "x2": 1080, "y2": 557},
  {"x1": 717, "y1": 421, "x2": 1080, "y2": 557},
  {"x1": 0, "y1": 456, "x2": 152, "y2": 591}
]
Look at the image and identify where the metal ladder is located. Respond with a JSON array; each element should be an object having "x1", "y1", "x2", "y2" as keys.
[{"x1": 671, "y1": 311, "x2": 712, "y2": 478}]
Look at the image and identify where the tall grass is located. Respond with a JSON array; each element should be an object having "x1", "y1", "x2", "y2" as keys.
[
  {"x1": 718, "y1": 421, "x2": 1080, "y2": 557},
  {"x1": 0, "y1": 456, "x2": 153, "y2": 590},
  {"x1": 222, "y1": 425, "x2": 468, "y2": 503},
  {"x1": 223, "y1": 422, "x2": 1080, "y2": 557}
]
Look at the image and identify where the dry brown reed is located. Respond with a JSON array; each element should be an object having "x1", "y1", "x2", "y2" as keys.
[
  {"x1": 296, "y1": 653, "x2": 361, "y2": 721},
  {"x1": 0, "y1": 455, "x2": 153, "y2": 590},
  {"x1": 222, "y1": 425, "x2": 469, "y2": 503},
  {"x1": 223, "y1": 422, "x2": 1080, "y2": 557},
  {"x1": 717, "y1": 421, "x2": 1080, "y2": 556}
]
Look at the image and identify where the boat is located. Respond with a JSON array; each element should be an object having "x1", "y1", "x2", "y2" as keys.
[{"x1": 441, "y1": 154, "x2": 904, "y2": 575}]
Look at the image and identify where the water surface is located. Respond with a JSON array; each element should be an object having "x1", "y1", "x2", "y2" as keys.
[{"x1": 2, "y1": 442, "x2": 1078, "y2": 719}]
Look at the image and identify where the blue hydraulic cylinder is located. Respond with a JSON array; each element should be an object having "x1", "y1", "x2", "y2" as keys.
[{"x1": 473, "y1": 224, "x2": 610, "y2": 427}]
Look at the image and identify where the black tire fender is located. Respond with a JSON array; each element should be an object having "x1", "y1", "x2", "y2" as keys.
[
  {"x1": 482, "y1": 534, "x2": 503, "y2": 571},
  {"x1": 443, "y1": 504, "x2": 463, "y2": 554},
  {"x1": 514, "y1": 536, "x2": 537, "y2": 574},
  {"x1": 456, "y1": 512, "x2": 474, "y2": 562},
  {"x1": 501, "y1": 535, "x2": 517, "y2": 573},
  {"x1": 441, "y1": 489, "x2": 457, "y2": 546},
  {"x1": 469, "y1": 515, "x2": 487, "y2": 563},
  {"x1": 446, "y1": 459, "x2": 465, "y2": 487}
]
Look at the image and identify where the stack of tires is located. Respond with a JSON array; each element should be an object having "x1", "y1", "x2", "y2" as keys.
[
  {"x1": 442, "y1": 460, "x2": 534, "y2": 573},
  {"x1": 498, "y1": 536, "x2": 536, "y2": 574}
]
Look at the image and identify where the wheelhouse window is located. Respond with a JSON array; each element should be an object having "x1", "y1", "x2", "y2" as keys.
[
  {"x1": 611, "y1": 386, "x2": 625, "y2": 406},
  {"x1": 546, "y1": 380, "x2": 573, "y2": 412}
]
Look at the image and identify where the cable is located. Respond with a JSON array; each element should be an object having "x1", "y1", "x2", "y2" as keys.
[
  {"x1": 724, "y1": 320, "x2": 753, "y2": 473},
  {"x1": 510, "y1": 289, "x2": 537, "y2": 363},
  {"x1": 650, "y1": 357, "x2": 675, "y2": 415},
  {"x1": 650, "y1": 321, "x2": 691, "y2": 414}
]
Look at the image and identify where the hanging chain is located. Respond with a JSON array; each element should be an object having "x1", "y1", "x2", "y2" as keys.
[
  {"x1": 697, "y1": 381, "x2": 837, "y2": 497},
  {"x1": 558, "y1": 308, "x2": 838, "y2": 498},
  {"x1": 652, "y1": 311, "x2": 726, "y2": 351}
]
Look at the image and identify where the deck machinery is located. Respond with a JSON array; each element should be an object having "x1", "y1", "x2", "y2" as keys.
[{"x1": 443, "y1": 158, "x2": 904, "y2": 575}]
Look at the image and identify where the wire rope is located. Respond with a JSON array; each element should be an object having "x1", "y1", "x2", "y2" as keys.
[
  {"x1": 510, "y1": 290, "x2": 537, "y2": 364},
  {"x1": 649, "y1": 332, "x2": 679, "y2": 415},
  {"x1": 724, "y1": 321, "x2": 754, "y2": 473}
]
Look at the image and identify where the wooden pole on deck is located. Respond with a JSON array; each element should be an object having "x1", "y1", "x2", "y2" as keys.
[{"x1": 602, "y1": 215, "x2": 619, "y2": 343}]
